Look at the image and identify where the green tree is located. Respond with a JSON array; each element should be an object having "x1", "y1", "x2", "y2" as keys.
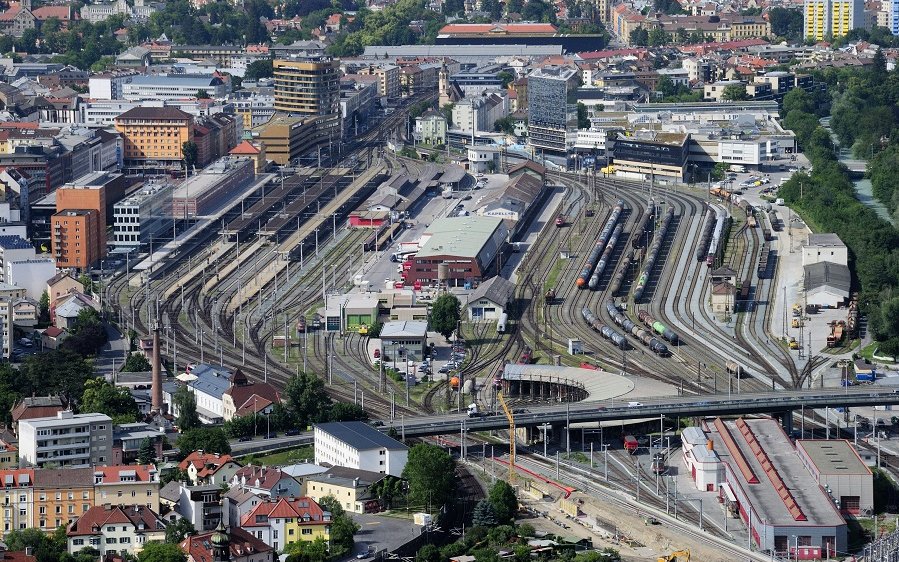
[
  {"x1": 160, "y1": 468, "x2": 189, "y2": 486},
  {"x1": 656, "y1": 75, "x2": 676, "y2": 97},
  {"x1": 497, "y1": 70, "x2": 515, "y2": 89},
  {"x1": 329, "y1": 510, "x2": 360, "y2": 555},
  {"x1": 224, "y1": 414, "x2": 256, "y2": 438},
  {"x1": 711, "y1": 162, "x2": 728, "y2": 181},
  {"x1": 244, "y1": 59, "x2": 274, "y2": 81},
  {"x1": 138, "y1": 437, "x2": 156, "y2": 464},
  {"x1": 62, "y1": 547, "x2": 103, "y2": 562},
  {"x1": 430, "y1": 293, "x2": 461, "y2": 340},
  {"x1": 3, "y1": 527, "x2": 67, "y2": 562},
  {"x1": 182, "y1": 141, "x2": 199, "y2": 172},
  {"x1": 0, "y1": 363, "x2": 20, "y2": 425},
  {"x1": 164, "y1": 517, "x2": 196, "y2": 544},
  {"x1": 62, "y1": 307, "x2": 108, "y2": 356},
  {"x1": 284, "y1": 536, "x2": 329, "y2": 562},
  {"x1": 173, "y1": 385, "x2": 200, "y2": 431},
  {"x1": 80, "y1": 377, "x2": 140, "y2": 423},
  {"x1": 648, "y1": 27, "x2": 668, "y2": 46},
  {"x1": 488, "y1": 480, "x2": 518, "y2": 524},
  {"x1": 283, "y1": 372, "x2": 333, "y2": 427},
  {"x1": 481, "y1": 0, "x2": 502, "y2": 19},
  {"x1": 629, "y1": 27, "x2": 649, "y2": 46},
  {"x1": 768, "y1": 7, "x2": 803, "y2": 39},
  {"x1": 122, "y1": 351, "x2": 152, "y2": 372},
  {"x1": 721, "y1": 84, "x2": 748, "y2": 101},
  {"x1": 176, "y1": 427, "x2": 231, "y2": 456},
  {"x1": 576, "y1": 102, "x2": 590, "y2": 129},
  {"x1": 21, "y1": 349, "x2": 94, "y2": 406},
  {"x1": 138, "y1": 542, "x2": 187, "y2": 562},
  {"x1": 472, "y1": 499, "x2": 498, "y2": 527},
  {"x1": 873, "y1": 48, "x2": 887, "y2": 82},
  {"x1": 329, "y1": 402, "x2": 368, "y2": 421},
  {"x1": 416, "y1": 544, "x2": 441, "y2": 562},
  {"x1": 472, "y1": 546, "x2": 500, "y2": 562},
  {"x1": 38, "y1": 290, "x2": 50, "y2": 324},
  {"x1": 402, "y1": 443, "x2": 455, "y2": 508},
  {"x1": 195, "y1": 89, "x2": 209, "y2": 99}
]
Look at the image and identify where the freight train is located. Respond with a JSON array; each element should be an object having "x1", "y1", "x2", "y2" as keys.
[
  {"x1": 582, "y1": 307, "x2": 628, "y2": 350},
  {"x1": 603, "y1": 302, "x2": 669, "y2": 355},
  {"x1": 706, "y1": 207, "x2": 730, "y2": 267},
  {"x1": 633, "y1": 207, "x2": 675, "y2": 302},
  {"x1": 631, "y1": 200, "x2": 655, "y2": 249},
  {"x1": 757, "y1": 241, "x2": 770, "y2": 278},
  {"x1": 636, "y1": 310, "x2": 679, "y2": 344},
  {"x1": 695, "y1": 206, "x2": 716, "y2": 262},
  {"x1": 588, "y1": 223, "x2": 623, "y2": 289},
  {"x1": 576, "y1": 200, "x2": 625, "y2": 289},
  {"x1": 609, "y1": 249, "x2": 635, "y2": 296}
]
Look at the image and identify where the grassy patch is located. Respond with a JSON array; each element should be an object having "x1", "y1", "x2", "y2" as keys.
[
  {"x1": 241, "y1": 445, "x2": 314, "y2": 466},
  {"x1": 544, "y1": 257, "x2": 565, "y2": 291},
  {"x1": 563, "y1": 452, "x2": 589, "y2": 464},
  {"x1": 859, "y1": 341, "x2": 879, "y2": 361}
]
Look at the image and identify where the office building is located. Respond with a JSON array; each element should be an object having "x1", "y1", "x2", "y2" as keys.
[
  {"x1": 249, "y1": 113, "x2": 337, "y2": 165},
  {"x1": 314, "y1": 421, "x2": 409, "y2": 477},
  {"x1": 528, "y1": 66, "x2": 579, "y2": 154},
  {"x1": 18, "y1": 411, "x2": 113, "y2": 468},
  {"x1": 273, "y1": 55, "x2": 340, "y2": 116},
  {"x1": 52, "y1": 171, "x2": 124, "y2": 268},
  {"x1": 114, "y1": 107, "x2": 195, "y2": 173},
  {"x1": 611, "y1": 131, "x2": 691, "y2": 181},
  {"x1": 804, "y1": 0, "x2": 864, "y2": 40},
  {"x1": 113, "y1": 181, "x2": 174, "y2": 249},
  {"x1": 121, "y1": 74, "x2": 229, "y2": 101}
]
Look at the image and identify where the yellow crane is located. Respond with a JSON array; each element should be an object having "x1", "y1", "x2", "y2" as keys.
[
  {"x1": 657, "y1": 550, "x2": 690, "y2": 562},
  {"x1": 497, "y1": 390, "x2": 515, "y2": 483}
]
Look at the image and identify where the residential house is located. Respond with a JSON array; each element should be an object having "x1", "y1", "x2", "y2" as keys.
[
  {"x1": 41, "y1": 326, "x2": 67, "y2": 349},
  {"x1": 221, "y1": 370, "x2": 281, "y2": 422},
  {"x1": 174, "y1": 484, "x2": 224, "y2": 532},
  {"x1": 0, "y1": 439, "x2": 17, "y2": 469},
  {"x1": 229, "y1": 466, "x2": 302, "y2": 499},
  {"x1": 52, "y1": 293, "x2": 99, "y2": 331},
  {"x1": 93, "y1": 465, "x2": 160, "y2": 513},
  {"x1": 10, "y1": 397, "x2": 65, "y2": 429},
  {"x1": 240, "y1": 497, "x2": 330, "y2": 553},
  {"x1": 178, "y1": 451, "x2": 242, "y2": 486},
  {"x1": 66, "y1": 504, "x2": 166, "y2": 558},
  {"x1": 47, "y1": 272, "x2": 84, "y2": 308},
  {"x1": 223, "y1": 487, "x2": 265, "y2": 528},
  {"x1": 304, "y1": 466, "x2": 386, "y2": 514}
]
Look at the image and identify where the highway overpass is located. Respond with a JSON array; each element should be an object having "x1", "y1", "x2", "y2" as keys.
[{"x1": 389, "y1": 387, "x2": 899, "y2": 437}]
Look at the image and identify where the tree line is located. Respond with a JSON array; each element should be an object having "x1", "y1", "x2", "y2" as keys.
[{"x1": 778, "y1": 64, "x2": 899, "y2": 355}]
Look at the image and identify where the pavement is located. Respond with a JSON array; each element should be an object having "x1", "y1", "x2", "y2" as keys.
[
  {"x1": 96, "y1": 324, "x2": 130, "y2": 379},
  {"x1": 344, "y1": 513, "x2": 423, "y2": 561}
]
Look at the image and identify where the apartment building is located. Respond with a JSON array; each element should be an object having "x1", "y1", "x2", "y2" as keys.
[
  {"x1": 18, "y1": 411, "x2": 113, "y2": 468},
  {"x1": 240, "y1": 497, "x2": 330, "y2": 552},
  {"x1": 33, "y1": 467, "x2": 94, "y2": 531},
  {"x1": 273, "y1": 55, "x2": 340, "y2": 116},
  {"x1": 313, "y1": 422, "x2": 408, "y2": 477},
  {"x1": 93, "y1": 465, "x2": 160, "y2": 513},
  {"x1": 0, "y1": 469, "x2": 33, "y2": 536},
  {"x1": 66, "y1": 504, "x2": 166, "y2": 558},
  {"x1": 114, "y1": 107, "x2": 195, "y2": 172},
  {"x1": 804, "y1": 0, "x2": 864, "y2": 39}
]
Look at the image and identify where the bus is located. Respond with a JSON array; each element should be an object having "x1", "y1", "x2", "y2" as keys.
[
  {"x1": 497, "y1": 313, "x2": 508, "y2": 334},
  {"x1": 391, "y1": 250, "x2": 416, "y2": 262}
]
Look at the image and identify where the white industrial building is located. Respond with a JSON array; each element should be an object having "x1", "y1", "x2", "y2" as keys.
[
  {"x1": 802, "y1": 233, "x2": 848, "y2": 267},
  {"x1": 314, "y1": 421, "x2": 408, "y2": 477},
  {"x1": 18, "y1": 411, "x2": 113, "y2": 468},
  {"x1": 796, "y1": 440, "x2": 873, "y2": 516},
  {"x1": 121, "y1": 74, "x2": 229, "y2": 101},
  {"x1": 681, "y1": 426, "x2": 724, "y2": 492},
  {"x1": 113, "y1": 181, "x2": 174, "y2": 249},
  {"x1": 80, "y1": 99, "x2": 232, "y2": 127},
  {"x1": 804, "y1": 261, "x2": 851, "y2": 308}
]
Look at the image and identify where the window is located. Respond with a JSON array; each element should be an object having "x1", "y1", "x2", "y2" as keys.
[
  {"x1": 73, "y1": 539, "x2": 84, "y2": 546},
  {"x1": 119, "y1": 537, "x2": 130, "y2": 544},
  {"x1": 288, "y1": 529, "x2": 294, "y2": 536},
  {"x1": 106, "y1": 538, "x2": 116, "y2": 544},
  {"x1": 273, "y1": 530, "x2": 278, "y2": 539},
  {"x1": 302, "y1": 528, "x2": 313, "y2": 535}
]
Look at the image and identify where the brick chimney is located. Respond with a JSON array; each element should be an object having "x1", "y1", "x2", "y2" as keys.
[{"x1": 151, "y1": 324, "x2": 162, "y2": 414}]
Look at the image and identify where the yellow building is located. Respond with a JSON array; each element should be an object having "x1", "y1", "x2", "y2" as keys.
[
  {"x1": 273, "y1": 56, "x2": 340, "y2": 117},
  {"x1": 250, "y1": 113, "x2": 338, "y2": 166},
  {"x1": 304, "y1": 467, "x2": 385, "y2": 514},
  {"x1": 114, "y1": 106, "x2": 194, "y2": 169},
  {"x1": 0, "y1": 439, "x2": 17, "y2": 469},
  {"x1": 93, "y1": 465, "x2": 161, "y2": 513},
  {"x1": 0, "y1": 469, "x2": 33, "y2": 536},
  {"x1": 33, "y1": 467, "x2": 94, "y2": 531},
  {"x1": 240, "y1": 497, "x2": 330, "y2": 554},
  {"x1": 803, "y1": 0, "x2": 862, "y2": 39}
]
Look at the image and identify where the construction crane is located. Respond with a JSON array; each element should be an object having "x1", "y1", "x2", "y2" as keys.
[
  {"x1": 657, "y1": 550, "x2": 690, "y2": 562},
  {"x1": 497, "y1": 390, "x2": 515, "y2": 483}
]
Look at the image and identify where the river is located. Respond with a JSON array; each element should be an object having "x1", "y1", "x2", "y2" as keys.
[{"x1": 836, "y1": 149, "x2": 895, "y2": 225}]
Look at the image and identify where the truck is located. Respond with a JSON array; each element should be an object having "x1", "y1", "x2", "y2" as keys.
[
  {"x1": 442, "y1": 188, "x2": 453, "y2": 199},
  {"x1": 729, "y1": 164, "x2": 746, "y2": 173},
  {"x1": 467, "y1": 403, "x2": 481, "y2": 418}
]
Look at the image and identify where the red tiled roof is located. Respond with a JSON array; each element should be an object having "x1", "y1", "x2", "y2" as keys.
[
  {"x1": 232, "y1": 466, "x2": 292, "y2": 491},
  {"x1": 0, "y1": 7, "x2": 23, "y2": 22},
  {"x1": 178, "y1": 451, "x2": 237, "y2": 477},
  {"x1": 43, "y1": 326, "x2": 64, "y2": 337},
  {"x1": 578, "y1": 48, "x2": 648, "y2": 60},
  {"x1": 32, "y1": 5, "x2": 74, "y2": 20},
  {"x1": 67, "y1": 505, "x2": 165, "y2": 537},
  {"x1": 1, "y1": 551, "x2": 36, "y2": 562},
  {"x1": 235, "y1": 395, "x2": 274, "y2": 417},
  {"x1": 180, "y1": 526, "x2": 272, "y2": 559},
  {"x1": 0, "y1": 469, "x2": 33, "y2": 487},
  {"x1": 240, "y1": 497, "x2": 329, "y2": 528},
  {"x1": 93, "y1": 464, "x2": 157, "y2": 484},
  {"x1": 229, "y1": 140, "x2": 261, "y2": 155},
  {"x1": 0, "y1": 122, "x2": 38, "y2": 130}
]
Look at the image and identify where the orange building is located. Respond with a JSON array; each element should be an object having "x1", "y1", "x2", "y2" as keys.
[
  {"x1": 114, "y1": 107, "x2": 194, "y2": 171},
  {"x1": 32, "y1": 467, "x2": 94, "y2": 532},
  {"x1": 51, "y1": 210, "x2": 101, "y2": 271}
]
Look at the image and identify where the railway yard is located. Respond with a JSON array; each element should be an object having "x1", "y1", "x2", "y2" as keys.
[{"x1": 104, "y1": 104, "x2": 881, "y2": 559}]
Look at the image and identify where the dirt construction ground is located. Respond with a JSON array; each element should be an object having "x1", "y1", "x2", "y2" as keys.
[{"x1": 520, "y1": 491, "x2": 733, "y2": 562}]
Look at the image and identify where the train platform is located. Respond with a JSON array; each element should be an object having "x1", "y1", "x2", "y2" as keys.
[
  {"x1": 225, "y1": 165, "x2": 385, "y2": 314},
  {"x1": 131, "y1": 172, "x2": 274, "y2": 273}
]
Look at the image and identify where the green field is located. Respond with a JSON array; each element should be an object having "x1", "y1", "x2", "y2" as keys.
[{"x1": 240, "y1": 445, "x2": 314, "y2": 466}]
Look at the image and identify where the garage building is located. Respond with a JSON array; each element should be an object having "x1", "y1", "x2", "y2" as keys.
[
  {"x1": 795, "y1": 440, "x2": 873, "y2": 516},
  {"x1": 803, "y1": 261, "x2": 850, "y2": 308},
  {"x1": 410, "y1": 216, "x2": 509, "y2": 288}
]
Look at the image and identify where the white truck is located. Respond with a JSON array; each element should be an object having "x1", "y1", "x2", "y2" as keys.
[
  {"x1": 467, "y1": 403, "x2": 480, "y2": 417},
  {"x1": 729, "y1": 164, "x2": 747, "y2": 173}
]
